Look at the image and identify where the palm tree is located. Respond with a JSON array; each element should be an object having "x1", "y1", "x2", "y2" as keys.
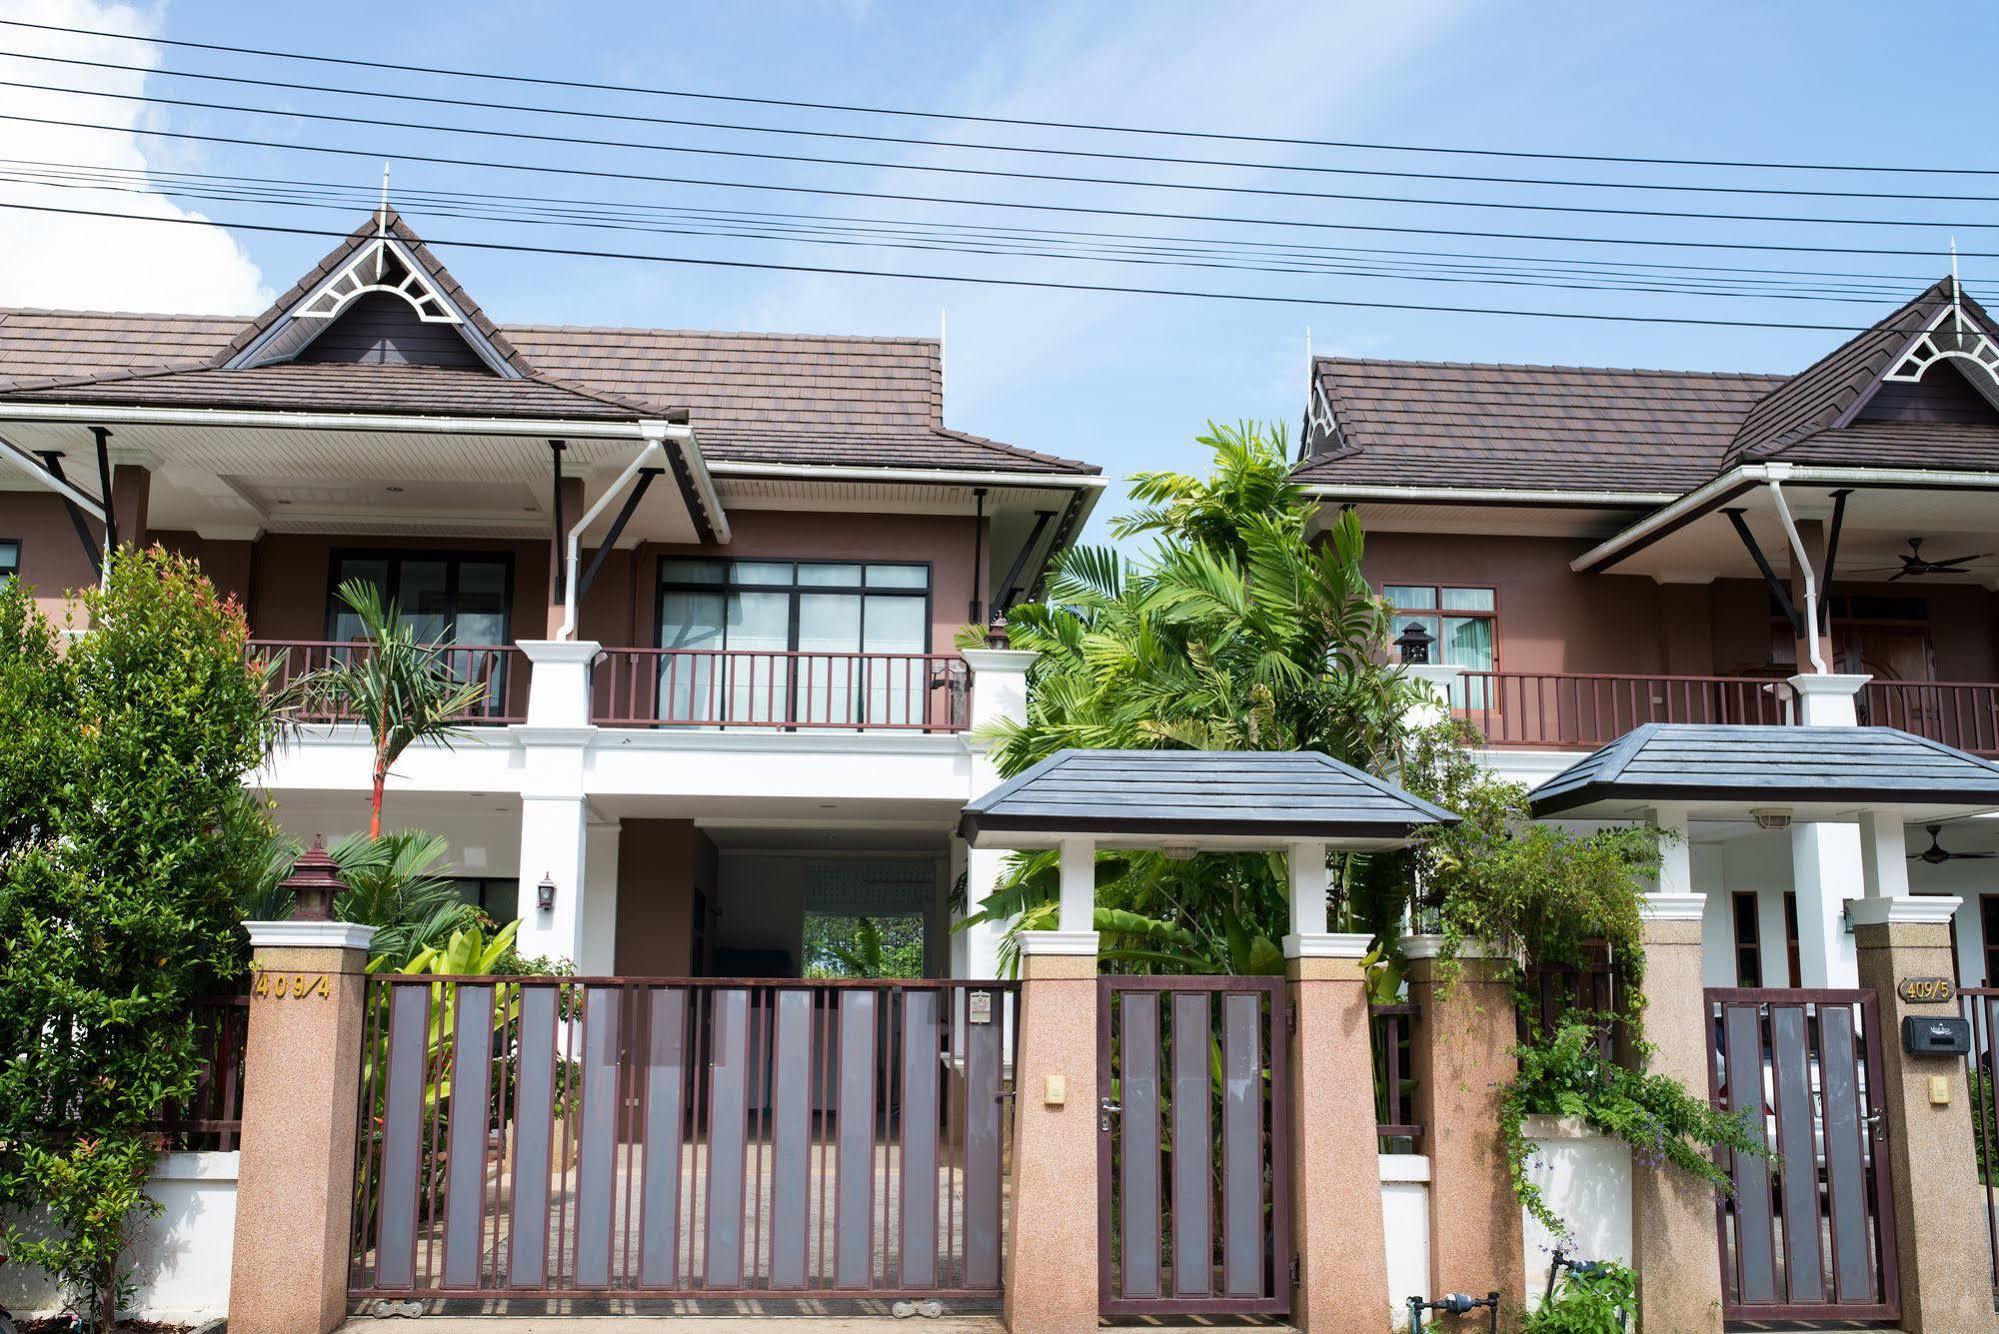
[{"x1": 307, "y1": 579, "x2": 490, "y2": 839}]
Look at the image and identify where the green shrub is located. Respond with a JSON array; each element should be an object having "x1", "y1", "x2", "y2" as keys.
[
  {"x1": 0, "y1": 548, "x2": 278, "y2": 1326},
  {"x1": 1524, "y1": 1259, "x2": 1635, "y2": 1333}
]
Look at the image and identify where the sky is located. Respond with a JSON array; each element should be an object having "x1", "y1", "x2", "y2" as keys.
[{"x1": 1, "y1": 0, "x2": 1995, "y2": 543}]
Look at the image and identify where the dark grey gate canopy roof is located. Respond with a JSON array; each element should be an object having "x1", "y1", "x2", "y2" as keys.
[
  {"x1": 1530, "y1": 724, "x2": 1999, "y2": 821},
  {"x1": 958, "y1": 749, "x2": 1458, "y2": 850}
]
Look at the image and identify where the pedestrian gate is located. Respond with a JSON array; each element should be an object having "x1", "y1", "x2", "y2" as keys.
[
  {"x1": 349, "y1": 976, "x2": 1015, "y2": 1302},
  {"x1": 1097, "y1": 975, "x2": 1291, "y2": 1317},
  {"x1": 1705, "y1": 988, "x2": 1899, "y2": 1324}
]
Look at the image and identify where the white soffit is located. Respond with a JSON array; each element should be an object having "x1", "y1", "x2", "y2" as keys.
[
  {"x1": 1342, "y1": 499, "x2": 1645, "y2": 540},
  {"x1": 715, "y1": 475, "x2": 1063, "y2": 514}
]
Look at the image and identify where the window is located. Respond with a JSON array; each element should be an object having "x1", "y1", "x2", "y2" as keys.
[
  {"x1": 1385, "y1": 584, "x2": 1497, "y2": 705},
  {"x1": 800, "y1": 859, "x2": 934, "y2": 979},
  {"x1": 656, "y1": 558, "x2": 931, "y2": 726},
  {"x1": 327, "y1": 550, "x2": 513, "y2": 711},
  {"x1": 1732, "y1": 892, "x2": 1764, "y2": 987},
  {"x1": 0, "y1": 540, "x2": 17, "y2": 584},
  {"x1": 449, "y1": 877, "x2": 519, "y2": 926}
]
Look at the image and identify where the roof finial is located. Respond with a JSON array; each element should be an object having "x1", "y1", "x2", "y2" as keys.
[
  {"x1": 376, "y1": 162, "x2": 391, "y2": 280},
  {"x1": 1305, "y1": 325, "x2": 1313, "y2": 367},
  {"x1": 939, "y1": 307, "x2": 948, "y2": 406},
  {"x1": 1951, "y1": 235, "x2": 1965, "y2": 332}
]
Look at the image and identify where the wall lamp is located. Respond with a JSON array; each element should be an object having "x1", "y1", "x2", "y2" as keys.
[{"x1": 537, "y1": 873, "x2": 557, "y2": 913}]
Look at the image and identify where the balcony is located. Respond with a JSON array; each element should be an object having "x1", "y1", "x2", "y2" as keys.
[
  {"x1": 1433, "y1": 670, "x2": 1999, "y2": 756},
  {"x1": 591, "y1": 648, "x2": 972, "y2": 733},
  {"x1": 250, "y1": 640, "x2": 528, "y2": 725}
]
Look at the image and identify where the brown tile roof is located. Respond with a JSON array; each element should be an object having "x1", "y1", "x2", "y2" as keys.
[
  {"x1": 1745, "y1": 419, "x2": 1999, "y2": 470},
  {"x1": 1295, "y1": 357, "x2": 1784, "y2": 493},
  {"x1": 0, "y1": 315, "x2": 1091, "y2": 474}
]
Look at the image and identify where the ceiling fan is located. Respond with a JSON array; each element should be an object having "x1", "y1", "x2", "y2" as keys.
[
  {"x1": 1910, "y1": 824, "x2": 1997, "y2": 865},
  {"x1": 1852, "y1": 537, "x2": 1995, "y2": 581}
]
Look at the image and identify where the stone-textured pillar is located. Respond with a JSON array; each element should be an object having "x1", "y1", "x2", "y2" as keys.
[
  {"x1": 1405, "y1": 937, "x2": 1523, "y2": 1308},
  {"x1": 960, "y1": 647, "x2": 1036, "y2": 981},
  {"x1": 1629, "y1": 891, "x2": 1725, "y2": 1334},
  {"x1": 1286, "y1": 933, "x2": 1392, "y2": 1330},
  {"x1": 1852, "y1": 896, "x2": 1991, "y2": 1334},
  {"x1": 1003, "y1": 936, "x2": 1100, "y2": 1332},
  {"x1": 228, "y1": 919, "x2": 378, "y2": 1334}
]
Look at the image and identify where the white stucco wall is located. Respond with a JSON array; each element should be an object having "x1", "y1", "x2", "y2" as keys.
[
  {"x1": 0, "y1": 1152, "x2": 236, "y2": 1324},
  {"x1": 1381, "y1": 1152, "x2": 1431, "y2": 1330},
  {"x1": 1517, "y1": 1118, "x2": 1633, "y2": 1312}
]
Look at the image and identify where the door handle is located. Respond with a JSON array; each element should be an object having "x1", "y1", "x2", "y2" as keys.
[
  {"x1": 1099, "y1": 1097, "x2": 1121, "y2": 1132},
  {"x1": 1861, "y1": 1109, "x2": 1888, "y2": 1140}
]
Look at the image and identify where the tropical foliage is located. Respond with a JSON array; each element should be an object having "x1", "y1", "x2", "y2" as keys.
[
  {"x1": 300, "y1": 578, "x2": 489, "y2": 839},
  {"x1": 958, "y1": 422, "x2": 1417, "y2": 975},
  {"x1": 237, "y1": 827, "x2": 482, "y2": 973},
  {"x1": 804, "y1": 914, "x2": 924, "y2": 978},
  {"x1": 1523, "y1": 1256, "x2": 1637, "y2": 1334},
  {"x1": 0, "y1": 548, "x2": 278, "y2": 1326}
]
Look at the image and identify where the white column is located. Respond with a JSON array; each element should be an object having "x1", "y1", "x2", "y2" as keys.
[
  {"x1": 1786, "y1": 672, "x2": 1870, "y2": 726},
  {"x1": 516, "y1": 795, "x2": 588, "y2": 966},
  {"x1": 1857, "y1": 809, "x2": 1910, "y2": 901},
  {"x1": 1403, "y1": 663, "x2": 1463, "y2": 728},
  {"x1": 518, "y1": 639, "x2": 600, "y2": 728},
  {"x1": 1791, "y1": 821, "x2": 1862, "y2": 987},
  {"x1": 1648, "y1": 805, "x2": 1705, "y2": 920},
  {"x1": 960, "y1": 647, "x2": 1038, "y2": 977},
  {"x1": 1057, "y1": 836, "x2": 1095, "y2": 933}
]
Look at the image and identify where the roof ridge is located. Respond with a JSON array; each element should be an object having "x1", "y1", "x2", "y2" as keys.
[
  {"x1": 1317, "y1": 354, "x2": 1789, "y2": 380},
  {"x1": 506, "y1": 323, "x2": 941, "y2": 346}
]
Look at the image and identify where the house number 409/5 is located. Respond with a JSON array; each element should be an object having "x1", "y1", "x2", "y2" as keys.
[{"x1": 253, "y1": 972, "x2": 331, "y2": 1000}]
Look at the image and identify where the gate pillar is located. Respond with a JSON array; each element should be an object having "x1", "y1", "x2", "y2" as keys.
[
  {"x1": 1286, "y1": 934, "x2": 1392, "y2": 1330},
  {"x1": 1003, "y1": 933, "x2": 1100, "y2": 1333},
  {"x1": 1853, "y1": 896, "x2": 1991, "y2": 1334},
  {"x1": 227, "y1": 917, "x2": 377, "y2": 1334},
  {"x1": 1405, "y1": 937, "x2": 1524, "y2": 1310},
  {"x1": 1629, "y1": 892, "x2": 1725, "y2": 1333}
]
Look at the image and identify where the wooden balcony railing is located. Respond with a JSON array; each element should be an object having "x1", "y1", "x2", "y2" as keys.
[
  {"x1": 1439, "y1": 669, "x2": 1796, "y2": 750},
  {"x1": 592, "y1": 648, "x2": 972, "y2": 733},
  {"x1": 1370, "y1": 1001, "x2": 1422, "y2": 1148},
  {"x1": 1859, "y1": 679, "x2": 1999, "y2": 757},
  {"x1": 249, "y1": 640, "x2": 527, "y2": 725}
]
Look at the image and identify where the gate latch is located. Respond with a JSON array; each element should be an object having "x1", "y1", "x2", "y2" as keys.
[{"x1": 1099, "y1": 1097, "x2": 1121, "y2": 1131}]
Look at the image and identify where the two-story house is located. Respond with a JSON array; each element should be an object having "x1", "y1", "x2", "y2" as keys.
[
  {"x1": 1298, "y1": 275, "x2": 1999, "y2": 993},
  {"x1": 0, "y1": 208, "x2": 1102, "y2": 981}
]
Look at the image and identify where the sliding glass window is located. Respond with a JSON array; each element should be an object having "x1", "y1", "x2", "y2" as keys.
[{"x1": 656, "y1": 558, "x2": 931, "y2": 726}]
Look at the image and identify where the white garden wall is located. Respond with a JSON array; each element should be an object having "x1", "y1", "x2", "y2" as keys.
[
  {"x1": 0, "y1": 1151, "x2": 236, "y2": 1324},
  {"x1": 1518, "y1": 1116, "x2": 1632, "y2": 1311},
  {"x1": 1380, "y1": 1152, "x2": 1431, "y2": 1331}
]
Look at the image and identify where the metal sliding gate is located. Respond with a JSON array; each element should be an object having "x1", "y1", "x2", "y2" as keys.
[
  {"x1": 1097, "y1": 975, "x2": 1291, "y2": 1318},
  {"x1": 349, "y1": 976, "x2": 1016, "y2": 1303},
  {"x1": 1705, "y1": 988, "x2": 1900, "y2": 1324}
]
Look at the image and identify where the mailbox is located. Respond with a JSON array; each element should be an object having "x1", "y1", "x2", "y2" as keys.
[{"x1": 1902, "y1": 1015, "x2": 1971, "y2": 1056}]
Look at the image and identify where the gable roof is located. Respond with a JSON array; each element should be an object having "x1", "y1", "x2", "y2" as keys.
[
  {"x1": 1295, "y1": 357, "x2": 1783, "y2": 495},
  {"x1": 1723, "y1": 278, "x2": 1999, "y2": 465},
  {"x1": 1295, "y1": 277, "x2": 1999, "y2": 498},
  {"x1": 958, "y1": 748, "x2": 1458, "y2": 847},
  {"x1": 1529, "y1": 723, "x2": 1999, "y2": 817},
  {"x1": 0, "y1": 214, "x2": 1094, "y2": 475}
]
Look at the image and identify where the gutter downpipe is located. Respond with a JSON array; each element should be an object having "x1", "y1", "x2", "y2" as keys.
[
  {"x1": 557, "y1": 423, "x2": 669, "y2": 641},
  {"x1": 1762, "y1": 466, "x2": 1828, "y2": 674}
]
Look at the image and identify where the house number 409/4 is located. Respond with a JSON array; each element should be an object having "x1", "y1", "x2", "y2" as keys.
[{"x1": 253, "y1": 972, "x2": 331, "y2": 1000}]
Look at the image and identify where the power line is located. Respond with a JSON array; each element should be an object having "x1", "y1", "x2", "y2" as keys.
[
  {"x1": 8, "y1": 76, "x2": 1993, "y2": 232},
  {"x1": 3, "y1": 14, "x2": 1994, "y2": 179},
  {"x1": 0, "y1": 159, "x2": 1938, "y2": 297},
  {"x1": 6, "y1": 47, "x2": 1996, "y2": 206},
  {"x1": 5, "y1": 109, "x2": 1994, "y2": 262},
  {"x1": 0, "y1": 166, "x2": 1922, "y2": 305},
  {"x1": 0, "y1": 198, "x2": 1895, "y2": 332}
]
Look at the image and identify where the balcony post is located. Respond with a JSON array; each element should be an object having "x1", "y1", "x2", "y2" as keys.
[
  {"x1": 1402, "y1": 662, "x2": 1463, "y2": 726},
  {"x1": 960, "y1": 647, "x2": 1037, "y2": 980},
  {"x1": 513, "y1": 640, "x2": 599, "y2": 967},
  {"x1": 1782, "y1": 673, "x2": 1871, "y2": 986},
  {"x1": 1786, "y1": 671, "x2": 1870, "y2": 726},
  {"x1": 518, "y1": 639, "x2": 600, "y2": 728}
]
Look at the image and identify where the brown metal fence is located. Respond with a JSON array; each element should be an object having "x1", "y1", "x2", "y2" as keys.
[
  {"x1": 149, "y1": 994, "x2": 249, "y2": 1151},
  {"x1": 1096, "y1": 976, "x2": 1291, "y2": 1318},
  {"x1": 1705, "y1": 989, "x2": 1899, "y2": 1325},
  {"x1": 348, "y1": 976, "x2": 1016, "y2": 1301},
  {"x1": 1370, "y1": 1002, "x2": 1421, "y2": 1150}
]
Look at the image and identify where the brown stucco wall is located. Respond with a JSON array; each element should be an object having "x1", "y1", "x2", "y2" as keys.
[
  {"x1": 613, "y1": 819, "x2": 717, "y2": 975},
  {"x1": 154, "y1": 531, "x2": 255, "y2": 607},
  {"x1": 1364, "y1": 531, "x2": 1675, "y2": 674},
  {"x1": 0, "y1": 491, "x2": 99, "y2": 622}
]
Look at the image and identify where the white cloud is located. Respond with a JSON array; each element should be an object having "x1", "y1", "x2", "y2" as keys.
[{"x1": 0, "y1": 0, "x2": 267, "y2": 313}]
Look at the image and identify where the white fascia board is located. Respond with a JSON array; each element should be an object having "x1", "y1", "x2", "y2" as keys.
[
  {"x1": 671, "y1": 427, "x2": 731, "y2": 544},
  {"x1": 0, "y1": 401, "x2": 675, "y2": 440},
  {"x1": 1572, "y1": 462, "x2": 1999, "y2": 573},
  {"x1": 704, "y1": 459, "x2": 1108, "y2": 492},
  {"x1": 1301, "y1": 481, "x2": 1678, "y2": 508}
]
